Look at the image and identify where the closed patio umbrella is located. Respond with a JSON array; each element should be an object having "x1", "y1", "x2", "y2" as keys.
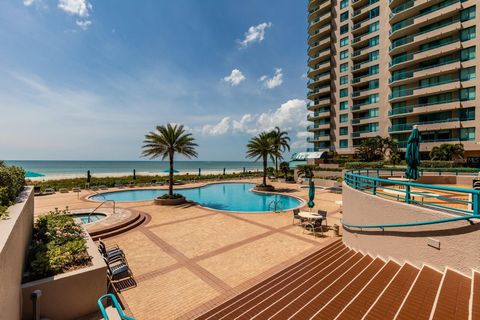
[
  {"x1": 87, "y1": 170, "x2": 91, "y2": 183},
  {"x1": 133, "y1": 169, "x2": 136, "y2": 180},
  {"x1": 405, "y1": 126, "x2": 420, "y2": 181},
  {"x1": 308, "y1": 180, "x2": 315, "y2": 209}
]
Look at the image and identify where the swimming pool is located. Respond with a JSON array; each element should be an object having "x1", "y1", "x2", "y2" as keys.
[
  {"x1": 71, "y1": 213, "x2": 107, "y2": 224},
  {"x1": 89, "y1": 183, "x2": 303, "y2": 212}
]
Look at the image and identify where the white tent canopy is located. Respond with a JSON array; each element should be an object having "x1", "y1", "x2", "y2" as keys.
[{"x1": 290, "y1": 151, "x2": 327, "y2": 161}]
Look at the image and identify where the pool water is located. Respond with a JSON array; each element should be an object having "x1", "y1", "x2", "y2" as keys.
[
  {"x1": 89, "y1": 183, "x2": 303, "y2": 212},
  {"x1": 72, "y1": 213, "x2": 107, "y2": 224}
]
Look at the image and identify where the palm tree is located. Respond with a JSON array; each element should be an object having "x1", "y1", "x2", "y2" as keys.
[
  {"x1": 269, "y1": 127, "x2": 291, "y2": 172},
  {"x1": 246, "y1": 132, "x2": 281, "y2": 187},
  {"x1": 279, "y1": 161, "x2": 290, "y2": 180},
  {"x1": 142, "y1": 124, "x2": 198, "y2": 197},
  {"x1": 296, "y1": 164, "x2": 315, "y2": 183},
  {"x1": 429, "y1": 143, "x2": 464, "y2": 161}
]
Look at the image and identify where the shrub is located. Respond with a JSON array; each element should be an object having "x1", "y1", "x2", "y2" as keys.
[
  {"x1": 344, "y1": 162, "x2": 385, "y2": 170},
  {"x1": 157, "y1": 193, "x2": 184, "y2": 200},
  {"x1": 0, "y1": 162, "x2": 25, "y2": 217},
  {"x1": 26, "y1": 209, "x2": 90, "y2": 281},
  {"x1": 419, "y1": 160, "x2": 457, "y2": 168}
]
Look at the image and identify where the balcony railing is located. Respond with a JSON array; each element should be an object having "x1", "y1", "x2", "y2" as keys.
[
  {"x1": 388, "y1": 98, "x2": 462, "y2": 116},
  {"x1": 351, "y1": 100, "x2": 378, "y2": 111},
  {"x1": 390, "y1": 0, "x2": 414, "y2": 19},
  {"x1": 388, "y1": 116, "x2": 474, "y2": 132},
  {"x1": 389, "y1": 58, "x2": 460, "y2": 84},
  {"x1": 389, "y1": 78, "x2": 460, "y2": 100}
]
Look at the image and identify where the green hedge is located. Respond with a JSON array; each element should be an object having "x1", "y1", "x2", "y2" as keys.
[
  {"x1": 0, "y1": 161, "x2": 25, "y2": 217},
  {"x1": 344, "y1": 162, "x2": 385, "y2": 170},
  {"x1": 418, "y1": 160, "x2": 457, "y2": 168},
  {"x1": 26, "y1": 209, "x2": 90, "y2": 281}
]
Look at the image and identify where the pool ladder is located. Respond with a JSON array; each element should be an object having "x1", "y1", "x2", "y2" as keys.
[
  {"x1": 88, "y1": 200, "x2": 116, "y2": 223},
  {"x1": 268, "y1": 200, "x2": 283, "y2": 213}
]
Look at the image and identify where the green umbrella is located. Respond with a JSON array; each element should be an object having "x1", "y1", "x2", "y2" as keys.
[
  {"x1": 25, "y1": 171, "x2": 45, "y2": 178},
  {"x1": 405, "y1": 126, "x2": 420, "y2": 180},
  {"x1": 308, "y1": 180, "x2": 315, "y2": 208}
]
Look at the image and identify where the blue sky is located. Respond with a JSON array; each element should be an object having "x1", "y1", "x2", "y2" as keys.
[{"x1": 0, "y1": 0, "x2": 309, "y2": 161}]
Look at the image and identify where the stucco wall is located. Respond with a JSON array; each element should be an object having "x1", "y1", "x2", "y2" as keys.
[
  {"x1": 342, "y1": 182, "x2": 480, "y2": 274},
  {"x1": 0, "y1": 187, "x2": 34, "y2": 320},
  {"x1": 22, "y1": 235, "x2": 107, "y2": 320}
]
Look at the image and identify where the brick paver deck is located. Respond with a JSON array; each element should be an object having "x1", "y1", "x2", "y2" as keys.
[{"x1": 33, "y1": 180, "x2": 343, "y2": 319}]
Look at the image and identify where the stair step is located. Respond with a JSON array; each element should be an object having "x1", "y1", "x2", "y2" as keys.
[
  {"x1": 336, "y1": 260, "x2": 401, "y2": 320},
  {"x1": 223, "y1": 247, "x2": 359, "y2": 319},
  {"x1": 472, "y1": 271, "x2": 480, "y2": 320},
  {"x1": 92, "y1": 214, "x2": 146, "y2": 240},
  {"x1": 431, "y1": 269, "x2": 471, "y2": 320},
  {"x1": 197, "y1": 240, "x2": 344, "y2": 319},
  {"x1": 314, "y1": 258, "x2": 386, "y2": 319},
  {"x1": 280, "y1": 254, "x2": 373, "y2": 319},
  {"x1": 395, "y1": 265, "x2": 443, "y2": 320},
  {"x1": 364, "y1": 263, "x2": 420, "y2": 320}
]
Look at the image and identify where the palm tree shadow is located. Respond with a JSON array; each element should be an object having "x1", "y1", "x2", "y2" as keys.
[{"x1": 274, "y1": 188, "x2": 297, "y2": 193}]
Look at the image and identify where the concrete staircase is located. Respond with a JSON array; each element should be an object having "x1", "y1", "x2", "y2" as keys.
[{"x1": 195, "y1": 240, "x2": 479, "y2": 320}]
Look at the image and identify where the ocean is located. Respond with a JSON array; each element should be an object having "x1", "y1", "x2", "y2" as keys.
[{"x1": 5, "y1": 160, "x2": 265, "y2": 180}]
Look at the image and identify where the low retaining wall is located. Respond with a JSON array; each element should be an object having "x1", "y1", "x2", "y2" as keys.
[
  {"x1": 342, "y1": 182, "x2": 480, "y2": 274},
  {"x1": 22, "y1": 235, "x2": 107, "y2": 320},
  {"x1": 0, "y1": 187, "x2": 34, "y2": 320}
]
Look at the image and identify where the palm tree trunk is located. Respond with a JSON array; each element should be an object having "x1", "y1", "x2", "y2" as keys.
[
  {"x1": 263, "y1": 155, "x2": 267, "y2": 186},
  {"x1": 275, "y1": 157, "x2": 278, "y2": 173},
  {"x1": 169, "y1": 151, "x2": 174, "y2": 196}
]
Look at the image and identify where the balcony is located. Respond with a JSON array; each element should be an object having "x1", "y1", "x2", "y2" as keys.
[
  {"x1": 388, "y1": 116, "x2": 473, "y2": 133},
  {"x1": 351, "y1": 101, "x2": 379, "y2": 112},
  {"x1": 307, "y1": 135, "x2": 330, "y2": 142},
  {"x1": 307, "y1": 85, "x2": 330, "y2": 99},
  {"x1": 397, "y1": 137, "x2": 475, "y2": 150},
  {"x1": 388, "y1": 59, "x2": 461, "y2": 86},
  {"x1": 351, "y1": 73, "x2": 378, "y2": 85},
  {"x1": 308, "y1": 48, "x2": 331, "y2": 66},
  {"x1": 351, "y1": 116, "x2": 379, "y2": 125},
  {"x1": 307, "y1": 37, "x2": 330, "y2": 56},
  {"x1": 308, "y1": 11, "x2": 331, "y2": 34},
  {"x1": 307, "y1": 108, "x2": 330, "y2": 121},
  {"x1": 308, "y1": 24, "x2": 331, "y2": 45},
  {"x1": 351, "y1": 86, "x2": 378, "y2": 99},
  {"x1": 308, "y1": 1, "x2": 331, "y2": 22},
  {"x1": 307, "y1": 122, "x2": 330, "y2": 131},
  {"x1": 352, "y1": 59, "x2": 378, "y2": 72},
  {"x1": 388, "y1": 99, "x2": 474, "y2": 118},
  {"x1": 307, "y1": 71, "x2": 330, "y2": 88},
  {"x1": 389, "y1": 2, "x2": 462, "y2": 38},
  {"x1": 352, "y1": 30, "x2": 379, "y2": 48},
  {"x1": 307, "y1": 60, "x2": 331, "y2": 78},
  {"x1": 307, "y1": 98, "x2": 331, "y2": 111},
  {"x1": 352, "y1": 45, "x2": 378, "y2": 61},
  {"x1": 352, "y1": 3, "x2": 378, "y2": 22},
  {"x1": 351, "y1": 130, "x2": 379, "y2": 138},
  {"x1": 389, "y1": 79, "x2": 465, "y2": 103}
]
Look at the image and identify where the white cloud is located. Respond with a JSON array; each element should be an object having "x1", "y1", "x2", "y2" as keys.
[
  {"x1": 201, "y1": 117, "x2": 231, "y2": 136},
  {"x1": 200, "y1": 99, "x2": 308, "y2": 136},
  {"x1": 58, "y1": 0, "x2": 92, "y2": 17},
  {"x1": 223, "y1": 69, "x2": 246, "y2": 86},
  {"x1": 259, "y1": 68, "x2": 283, "y2": 89},
  {"x1": 23, "y1": 0, "x2": 35, "y2": 6},
  {"x1": 76, "y1": 19, "x2": 92, "y2": 30},
  {"x1": 239, "y1": 22, "x2": 272, "y2": 47}
]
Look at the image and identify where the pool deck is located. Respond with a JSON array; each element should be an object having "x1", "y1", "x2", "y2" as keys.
[{"x1": 33, "y1": 179, "x2": 343, "y2": 319}]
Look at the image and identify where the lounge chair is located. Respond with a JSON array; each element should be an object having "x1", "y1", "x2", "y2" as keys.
[
  {"x1": 33, "y1": 186, "x2": 42, "y2": 196},
  {"x1": 72, "y1": 187, "x2": 81, "y2": 193},
  {"x1": 91, "y1": 186, "x2": 99, "y2": 191},
  {"x1": 99, "y1": 185, "x2": 108, "y2": 190},
  {"x1": 292, "y1": 208, "x2": 305, "y2": 225},
  {"x1": 98, "y1": 241, "x2": 125, "y2": 264},
  {"x1": 105, "y1": 258, "x2": 135, "y2": 292},
  {"x1": 44, "y1": 188, "x2": 55, "y2": 195}
]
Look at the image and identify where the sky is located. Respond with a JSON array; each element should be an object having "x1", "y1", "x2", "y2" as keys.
[{"x1": 0, "y1": 0, "x2": 310, "y2": 161}]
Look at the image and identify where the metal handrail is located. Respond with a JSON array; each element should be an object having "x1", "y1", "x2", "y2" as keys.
[
  {"x1": 268, "y1": 200, "x2": 283, "y2": 213},
  {"x1": 342, "y1": 215, "x2": 480, "y2": 230},
  {"x1": 89, "y1": 200, "x2": 116, "y2": 222},
  {"x1": 97, "y1": 294, "x2": 134, "y2": 320}
]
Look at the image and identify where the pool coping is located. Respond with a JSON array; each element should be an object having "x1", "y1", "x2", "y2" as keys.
[{"x1": 83, "y1": 181, "x2": 307, "y2": 214}]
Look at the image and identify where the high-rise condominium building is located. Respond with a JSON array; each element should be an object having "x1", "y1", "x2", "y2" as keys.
[{"x1": 306, "y1": 0, "x2": 480, "y2": 163}]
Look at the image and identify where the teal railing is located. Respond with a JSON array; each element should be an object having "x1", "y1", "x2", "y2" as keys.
[
  {"x1": 98, "y1": 294, "x2": 135, "y2": 320},
  {"x1": 344, "y1": 168, "x2": 480, "y2": 217}
]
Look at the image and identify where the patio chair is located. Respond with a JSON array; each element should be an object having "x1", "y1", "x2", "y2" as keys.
[
  {"x1": 105, "y1": 258, "x2": 136, "y2": 292},
  {"x1": 317, "y1": 210, "x2": 328, "y2": 227},
  {"x1": 303, "y1": 218, "x2": 326, "y2": 237},
  {"x1": 33, "y1": 186, "x2": 42, "y2": 196},
  {"x1": 98, "y1": 242, "x2": 125, "y2": 264},
  {"x1": 292, "y1": 208, "x2": 305, "y2": 225}
]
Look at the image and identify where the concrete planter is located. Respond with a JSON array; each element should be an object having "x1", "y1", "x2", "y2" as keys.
[
  {"x1": 254, "y1": 185, "x2": 275, "y2": 192},
  {"x1": 154, "y1": 196, "x2": 186, "y2": 206},
  {"x1": 0, "y1": 187, "x2": 33, "y2": 320},
  {"x1": 21, "y1": 234, "x2": 107, "y2": 320}
]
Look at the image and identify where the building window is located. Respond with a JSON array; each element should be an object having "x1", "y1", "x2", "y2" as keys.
[
  {"x1": 460, "y1": 6, "x2": 476, "y2": 21},
  {"x1": 340, "y1": 101, "x2": 349, "y2": 110},
  {"x1": 460, "y1": 26, "x2": 476, "y2": 41},
  {"x1": 460, "y1": 127, "x2": 475, "y2": 141},
  {"x1": 340, "y1": 114, "x2": 348, "y2": 123},
  {"x1": 460, "y1": 87, "x2": 476, "y2": 101},
  {"x1": 370, "y1": 7, "x2": 379, "y2": 19},
  {"x1": 340, "y1": 75, "x2": 349, "y2": 85},
  {"x1": 340, "y1": 127, "x2": 348, "y2": 136},
  {"x1": 369, "y1": 79, "x2": 379, "y2": 89},
  {"x1": 340, "y1": 88, "x2": 348, "y2": 98},
  {"x1": 461, "y1": 47, "x2": 476, "y2": 61},
  {"x1": 340, "y1": 12, "x2": 349, "y2": 22},
  {"x1": 368, "y1": 35, "x2": 379, "y2": 47},
  {"x1": 339, "y1": 139, "x2": 348, "y2": 148},
  {"x1": 369, "y1": 65, "x2": 379, "y2": 75},
  {"x1": 460, "y1": 66, "x2": 476, "y2": 81},
  {"x1": 370, "y1": 123, "x2": 379, "y2": 132},
  {"x1": 369, "y1": 21, "x2": 379, "y2": 32},
  {"x1": 340, "y1": 0, "x2": 348, "y2": 9},
  {"x1": 340, "y1": 63, "x2": 349, "y2": 72},
  {"x1": 369, "y1": 108, "x2": 379, "y2": 117},
  {"x1": 340, "y1": 24, "x2": 349, "y2": 35},
  {"x1": 368, "y1": 93, "x2": 379, "y2": 104},
  {"x1": 340, "y1": 37, "x2": 349, "y2": 47},
  {"x1": 340, "y1": 50, "x2": 349, "y2": 60},
  {"x1": 369, "y1": 50, "x2": 379, "y2": 61}
]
